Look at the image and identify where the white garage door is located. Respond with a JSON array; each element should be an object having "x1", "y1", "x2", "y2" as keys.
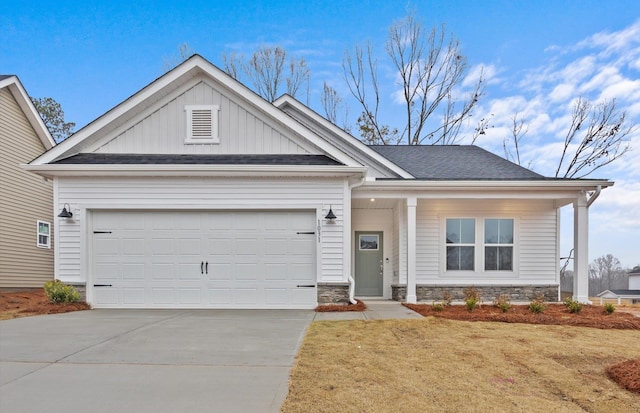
[{"x1": 91, "y1": 211, "x2": 317, "y2": 309}]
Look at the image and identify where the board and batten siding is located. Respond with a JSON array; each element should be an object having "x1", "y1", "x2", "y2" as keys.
[
  {"x1": 95, "y1": 79, "x2": 317, "y2": 155},
  {"x1": 0, "y1": 88, "x2": 54, "y2": 287},
  {"x1": 414, "y1": 199, "x2": 558, "y2": 284},
  {"x1": 55, "y1": 176, "x2": 346, "y2": 285}
]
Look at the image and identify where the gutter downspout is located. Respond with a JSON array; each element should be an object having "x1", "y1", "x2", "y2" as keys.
[
  {"x1": 346, "y1": 175, "x2": 367, "y2": 304},
  {"x1": 587, "y1": 185, "x2": 602, "y2": 208}
]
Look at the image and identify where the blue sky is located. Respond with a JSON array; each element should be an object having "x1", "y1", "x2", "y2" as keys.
[{"x1": 2, "y1": 1, "x2": 639, "y2": 269}]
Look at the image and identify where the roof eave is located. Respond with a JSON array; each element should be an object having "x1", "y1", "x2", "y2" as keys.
[{"x1": 22, "y1": 163, "x2": 368, "y2": 178}]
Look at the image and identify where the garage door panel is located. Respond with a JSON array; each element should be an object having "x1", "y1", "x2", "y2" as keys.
[
  {"x1": 150, "y1": 239, "x2": 174, "y2": 255},
  {"x1": 122, "y1": 264, "x2": 145, "y2": 280},
  {"x1": 95, "y1": 238, "x2": 119, "y2": 255},
  {"x1": 265, "y1": 288, "x2": 287, "y2": 304},
  {"x1": 151, "y1": 288, "x2": 176, "y2": 304},
  {"x1": 176, "y1": 238, "x2": 202, "y2": 255},
  {"x1": 123, "y1": 288, "x2": 146, "y2": 304},
  {"x1": 236, "y1": 288, "x2": 258, "y2": 304},
  {"x1": 92, "y1": 210, "x2": 316, "y2": 308},
  {"x1": 151, "y1": 264, "x2": 175, "y2": 280},
  {"x1": 178, "y1": 288, "x2": 201, "y2": 304},
  {"x1": 94, "y1": 288, "x2": 119, "y2": 305},
  {"x1": 208, "y1": 263, "x2": 231, "y2": 279},
  {"x1": 265, "y1": 263, "x2": 287, "y2": 280}
]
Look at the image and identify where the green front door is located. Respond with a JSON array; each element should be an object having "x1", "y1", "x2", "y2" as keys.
[{"x1": 355, "y1": 231, "x2": 383, "y2": 296}]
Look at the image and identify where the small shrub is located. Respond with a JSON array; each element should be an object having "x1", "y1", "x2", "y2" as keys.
[
  {"x1": 603, "y1": 303, "x2": 616, "y2": 315},
  {"x1": 529, "y1": 292, "x2": 546, "y2": 314},
  {"x1": 563, "y1": 298, "x2": 583, "y2": 314},
  {"x1": 493, "y1": 294, "x2": 512, "y2": 313},
  {"x1": 464, "y1": 287, "x2": 481, "y2": 312},
  {"x1": 465, "y1": 297, "x2": 478, "y2": 311},
  {"x1": 442, "y1": 291, "x2": 453, "y2": 306},
  {"x1": 43, "y1": 280, "x2": 80, "y2": 304},
  {"x1": 432, "y1": 302, "x2": 444, "y2": 312}
]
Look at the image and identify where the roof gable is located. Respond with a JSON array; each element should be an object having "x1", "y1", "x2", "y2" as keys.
[
  {"x1": 30, "y1": 55, "x2": 360, "y2": 167},
  {"x1": 274, "y1": 95, "x2": 413, "y2": 179},
  {"x1": 0, "y1": 75, "x2": 55, "y2": 150}
]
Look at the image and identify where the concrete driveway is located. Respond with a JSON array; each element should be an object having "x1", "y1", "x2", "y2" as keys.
[{"x1": 0, "y1": 309, "x2": 314, "y2": 413}]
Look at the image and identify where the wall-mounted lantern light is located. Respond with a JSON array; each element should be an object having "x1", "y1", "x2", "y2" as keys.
[
  {"x1": 58, "y1": 203, "x2": 73, "y2": 219},
  {"x1": 324, "y1": 205, "x2": 337, "y2": 221}
]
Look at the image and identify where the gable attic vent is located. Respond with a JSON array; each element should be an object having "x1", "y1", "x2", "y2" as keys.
[{"x1": 185, "y1": 105, "x2": 220, "y2": 144}]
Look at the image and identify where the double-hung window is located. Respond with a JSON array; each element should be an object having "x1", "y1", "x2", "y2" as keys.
[
  {"x1": 446, "y1": 218, "x2": 475, "y2": 271},
  {"x1": 484, "y1": 219, "x2": 514, "y2": 271},
  {"x1": 37, "y1": 221, "x2": 50, "y2": 249}
]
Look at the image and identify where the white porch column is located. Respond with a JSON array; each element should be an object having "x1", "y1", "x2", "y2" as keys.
[
  {"x1": 406, "y1": 197, "x2": 417, "y2": 304},
  {"x1": 573, "y1": 192, "x2": 591, "y2": 304}
]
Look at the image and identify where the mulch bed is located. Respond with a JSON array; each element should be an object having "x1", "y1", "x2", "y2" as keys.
[
  {"x1": 607, "y1": 359, "x2": 640, "y2": 394},
  {"x1": 315, "y1": 299, "x2": 366, "y2": 312},
  {"x1": 404, "y1": 303, "x2": 640, "y2": 330},
  {"x1": 0, "y1": 289, "x2": 90, "y2": 318}
]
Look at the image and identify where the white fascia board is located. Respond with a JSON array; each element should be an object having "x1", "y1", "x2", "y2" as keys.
[
  {"x1": 22, "y1": 163, "x2": 368, "y2": 178},
  {"x1": 274, "y1": 95, "x2": 415, "y2": 179},
  {"x1": 0, "y1": 76, "x2": 56, "y2": 149},
  {"x1": 356, "y1": 179, "x2": 613, "y2": 191},
  {"x1": 30, "y1": 55, "x2": 360, "y2": 168},
  {"x1": 351, "y1": 179, "x2": 613, "y2": 201}
]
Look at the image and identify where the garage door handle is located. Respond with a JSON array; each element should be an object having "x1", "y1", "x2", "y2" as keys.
[
  {"x1": 297, "y1": 284, "x2": 315, "y2": 288},
  {"x1": 205, "y1": 261, "x2": 208, "y2": 274},
  {"x1": 201, "y1": 261, "x2": 204, "y2": 274}
]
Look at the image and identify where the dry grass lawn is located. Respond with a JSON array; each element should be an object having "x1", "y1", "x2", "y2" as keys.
[{"x1": 282, "y1": 317, "x2": 640, "y2": 413}]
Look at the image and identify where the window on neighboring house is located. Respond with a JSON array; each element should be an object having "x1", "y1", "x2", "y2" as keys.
[
  {"x1": 446, "y1": 218, "x2": 475, "y2": 271},
  {"x1": 484, "y1": 219, "x2": 514, "y2": 271},
  {"x1": 37, "y1": 221, "x2": 50, "y2": 248},
  {"x1": 184, "y1": 105, "x2": 220, "y2": 144}
]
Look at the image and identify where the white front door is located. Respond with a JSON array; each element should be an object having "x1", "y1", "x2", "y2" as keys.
[{"x1": 91, "y1": 210, "x2": 317, "y2": 308}]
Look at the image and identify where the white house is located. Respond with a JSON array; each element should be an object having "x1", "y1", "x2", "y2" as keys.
[{"x1": 25, "y1": 55, "x2": 611, "y2": 309}]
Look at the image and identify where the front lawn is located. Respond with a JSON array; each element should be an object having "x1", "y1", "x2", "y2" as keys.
[{"x1": 282, "y1": 318, "x2": 640, "y2": 413}]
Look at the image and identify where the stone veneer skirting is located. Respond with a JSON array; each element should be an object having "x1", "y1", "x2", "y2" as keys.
[
  {"x1": 68, "y1": 283, "x2": 87, "y2": 302},
  {"x1": 391, "y1": 284, "x2": 559, "y2": 302},
  {"x1": 317, "y1": 282, "x2": 350, "y2": 305}
]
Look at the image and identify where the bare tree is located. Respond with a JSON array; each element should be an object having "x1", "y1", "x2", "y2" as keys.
[
  {"x1": 222, "y1": 51, "x2": 242, "y2": 80},
  {"x1": 222, "y1": 46, "x2": 310, "y2": 103},
  {"x1": 589, "y1": 254, "x2": 628, "y2": 295},
  {"x1": 163, "y1": 42, "x2": 195, "y2": 71},
  {"x1": 503, "y1": 113, "x2": 528, "y2": 166},
  {"x1": 555, "y1": 98, "x2": 632, "y2": 178},
  {"x1": 320, "y1": 82, "x2": 351, "y2": 133},
  {"x1": 343, "y1": 11, "x2": 484, "y2": 145}
]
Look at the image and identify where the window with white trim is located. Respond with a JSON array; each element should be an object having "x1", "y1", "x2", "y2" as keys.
[
  {"x1": 446, "y1": 218, "x2": 475, "y2": 271},
  {"x1": 37, "y1": 220, "x2": 50, "y2": 248},
  {"x1": 484, "y1": 219, "x2": 514, "y2": 271},
  {"x1": 184, "y1": 105, "x2": 220, "y2": 144}
]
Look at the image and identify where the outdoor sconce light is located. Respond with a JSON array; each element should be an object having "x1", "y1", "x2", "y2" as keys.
[
  {"x1": 324, "y1": 205, "x2": 337, "y2": 221},
  {"x1": 58, "y1": 203, "x2": 73, "y2": 219}
]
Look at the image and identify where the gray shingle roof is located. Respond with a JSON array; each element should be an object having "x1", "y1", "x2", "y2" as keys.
[
  {"x1": 52, "y1": 153, "x2": 343, "y2": 166},
  {"x1": 0, "y1": 75, "x2": 14, "y2": 81},
  {"x1": 605, "y1": 290, "x2": 640, "y2": 296},
  {"x1": 369, "y1": 145, "x2": 545, "y2": 180}
]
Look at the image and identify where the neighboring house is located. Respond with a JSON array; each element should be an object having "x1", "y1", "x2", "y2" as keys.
[
  {"x1": 1, "y1": 75, "x2": 56, "y2": 288},
  {"x1": 628, "y1": 266, "x2": 640, "y2": 290},
  {"x1": 25, "y1": 55, "x2": 611, "y2": 308},
  {"x1": 598, "y1": 266, "x2": 640, "y2": 304},
  {"x1": 597, "y1": 290, "x2": 640, "y2": 305}
]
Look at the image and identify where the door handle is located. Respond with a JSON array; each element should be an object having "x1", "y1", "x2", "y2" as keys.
[
  {"x1": 205, "y1": 261, "x2": 208, "y2": 274},
  {"x1": 380, "y1": 260, "x2": 384, "y2": 276},
  {"x1": 201, "y1": 261, "x2": 204, "y2": 274}
]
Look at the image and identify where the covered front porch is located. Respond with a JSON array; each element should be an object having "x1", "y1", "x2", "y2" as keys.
[{"x1": 347, "y1": 181, "x2": 604, "y2": 304}]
